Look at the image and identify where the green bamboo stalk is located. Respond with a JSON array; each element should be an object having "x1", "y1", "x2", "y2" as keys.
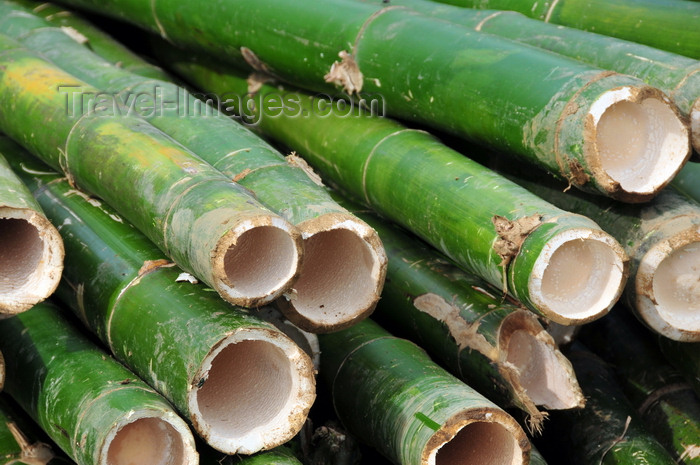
[
  {"x1": 558, "y1": 343, "x2": 677, "y2": 465},
  {"x1": 47, "y1": 0, "x2": 691, "y2": 201},
  {"x1": 581, "y1": 311, "x2": 700, "y2": 464},
  {"x1": 673, "y1": 162, "x2": 700, "y2": 205},
  {"x1": 529, "y1": 446, "x2": 548, "y2": 465},
  {"x1": 333, "y1": 193, "x2": 584, "y2": 431},
  {"x1": 0, "y1": 32, "x2": 303, "y2": 308},
  {"x1": 658, "y1": 338, "x2": 700, "y2": 401},
  {"x1": 319, "y1": 319, "x2": 530, "y2": 465},
  {"x1": 0, "y1": 301, "x2": 198, "y2": 465},
  {"x1": 0, "y1": 395, "x2": 74, "y2": 465},
  {"x1": 432, "y1": 0, "x2": 700, "y2": 59},
  {"x1": 0, "y1": 139, "x2": 63, "y2": 314},
  {"x1": 0, "y1": 1, "x2": 387, "y2": 332},
  {"x1": 14, "y1": 0, "x2": 170, "y2": 80},
  {"x1": 352, "y1": 0, "x2": 700, "y2": 157},
  {"x1": 498, "y1": 166, "x2": 700, "y2": 341},
  {"x1": 164, "y1": 62, "x2": 629, "y2": 326},
  {"x1": 3, "y1": 138, "x2": 316, "y2": 455}
]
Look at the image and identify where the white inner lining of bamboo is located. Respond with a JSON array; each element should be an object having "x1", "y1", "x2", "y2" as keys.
[
  {"x1": 654, "y1": 242, "x2": 700, "y2": 329},
  {"x1": 0, "y1": 217, "x2": 44, "y2": 295},
  {"x1": 433, "y1": 421, "x2": 523, "y2": 465},
  {"x1": 506, "y1": 330, "x2": 580, "y2": 409},
  {"x1": 292, "y1": 227, "x2": 377, "y2": 326},
  {"x1": 596, "y1": 97, "x2": 688, "y2": 194},
  {"x1": 107, "y1": 417, "x2": 187, "y2": 465},
  {"x1": 535, "y1": 232, "x2": 623, "y2": 322},
  {"x1": 223, "y1": 224, "x2": 298, "y2": 299}
]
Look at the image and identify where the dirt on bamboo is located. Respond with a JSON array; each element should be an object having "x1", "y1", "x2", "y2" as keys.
[
  {"x1": 0, "y1": 301, "x2": 198, "y2": 465},
  {"x1": 0, "y1": 1, "x2": 387, "y2": 333},
  {"x1": 6, "y1": 144, "x2": 316, "y2": 456},
  {"x1": 0, "y1": 33, "x2": 303, "y2": 308},
  {"x1": 0, "y1": 139, "x2": 63, "y2": 315}
]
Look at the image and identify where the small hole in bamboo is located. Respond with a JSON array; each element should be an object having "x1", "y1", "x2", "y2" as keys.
[
  {"x1": 223, "y1": 225, "x2": 298, "y2": 298},
  {"x1": 654, "y1": 242, "x2": 700, "y2": 330},
  {"x1": 107, "y1": 417, "x2": 186, "y2": 465},
  {"x1": 435, "y1": 421, "x2": 522, "y2": 465},
  {"x1": 0, "y1": 218, "x2": 43, "y2": 294},
  {"x1": 196, "y1": 340, "x2": 292, "y2": 438},
  {"x1": 292, "y1": 228, "x2": 376, "y2": 326},
  {"x1": 506, "y1": 330, "x2": 580, "y2": 409},
  {"x1": 596, "y1": 98, "x2": 687, "y2": 193},
  {"x1": 540, "y1": 238, "x2": 622, "y2": 319}
]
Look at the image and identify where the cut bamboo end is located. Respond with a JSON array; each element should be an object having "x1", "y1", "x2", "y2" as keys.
[
  {"x1": 278, "y1": 213, "x2": 387, "y2": 333},
  {"x1": 102, "y1": 412, "x2": 197, "y2": 465},
  {"x1": 529, "y1": 228, "x2": 627, "y2": 325},
  {"x1": 212, "y1": 216, "x2": 303, "y2": 308},
  {"x1": 501, "y1": 313, "x2": 584, "y2": 411},
  {"x1": 188, "y1": 327, "x2": 315, "y2": 454},
  {"x1": 636, "y1": 226, "x2": 700, "y2": 341},
  {"x1": 588, "y1": 86, "x2": 690, "y2": 202},
  {"x1": 424, "y1": 409, "x2": 528, "y2": 465},
  {"x1": 0, "y1": 207, "x2": 63, "y2": 314}
]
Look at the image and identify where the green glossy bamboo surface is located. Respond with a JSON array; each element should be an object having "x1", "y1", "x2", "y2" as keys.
[
  {"x1": 581, "y1": 311, "x2": 700, "y2": 464},
  {"x1": 13, "y1": 0, "x2": 170, "y2": 80},
  {"x1": 199, "y1": 444, "x2": 302, "y2": 465},
  {"x1": 0, "y1": 1, "x2": 351, "y2": 229},
  {"x1": 0, "y1": 301, "x2": 194, "y2": 465},
  {"x1": 319, "y1": 319, "x2": 529, "y2": 465},
  {"x1": 353, "y1": 0, "x2": 700, "y2": 154},
  {"x1": 48, "y1": 0, "x2": 682, "y2": 199},
  {"x1": 433, "y1": 0, "x2": 700, "y2": 59},
  {"x1": 166, "y1": 62, "x2": 627, "y2": 324},
  {"x1": 673, "y1": 163, "x2": 700, "y2": 205},
  {"x1": 334, "y1": 194, "x2": 583, "y2": 427},
  {"x1": 561, "y1": 343, "x2": 677, "y2": 465},
  {"x1": 0, "y1": 32, "x2": 295, "y2": 307},
  {"x1": 0, "y1": 395, "x2": 73, "y2": 465},
  {"x1": 4, "y1": 140, "x2": 315, "y2": 455}
]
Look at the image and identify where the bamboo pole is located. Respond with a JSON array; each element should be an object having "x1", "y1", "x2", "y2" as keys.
[
  {"x1": 46, "y1": 0, "x2": 691, "y2": 201},
  {"x1": 581, "y1": 311, "x2": 700, "y2": 464},
  {"x1": 319, "y1": 319, "x2": 530, "y2": 465},
  {"x1": 4, "y1": 139, "x2": 316, "y2": 455},
  {"x1": 559, "y1": 343, "x2": 677, "y2": 465},
  {"x1": 0, "y1": 33, "x2": 303, "y2": 308},
  {"x1": 0, "y1": 301, "x2": 198, "y2": 465},
  {"x1": 334, "y1": 193, "x2": 584, "y2": 431},
  {"x1": 0, "y1": 139, "x2": 63, "y2": 315},
  {"x1": 0, "y1": 1, "x2": 387, "y2": 332},
  {"x1": 164, "y1": 62, "x2": 629, "y2": 326},
  {"x1": 431, "y1": 0, "x2": 700, "y2": 59},
  {"x1": 351, "y1": 0, "x2": 700, "y2": 157},
  {"x1": 673, "y1": 163, "x2": 700, "y2": 205},
  {"x1": 497, "y1": 167, "x2": 700, "y2": 341},
  {"x1": 199, "y1": 444, "x2": 303, "y2": 465},
  {"x1": 0, "y1": 395, "x2": 74, "y2": 465},
  {"x1": 658, "y1": 338, "x2": 700, "y2": 401}
]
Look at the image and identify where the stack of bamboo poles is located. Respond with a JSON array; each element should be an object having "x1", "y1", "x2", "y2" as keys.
[{"x1": 0, "y1": 0, "x2": 696, "y2": 464}]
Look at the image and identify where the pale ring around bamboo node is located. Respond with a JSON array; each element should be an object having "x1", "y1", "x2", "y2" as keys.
[
  {"x1": 0, "y1": 207, "x2": 64, "y2": 314},
  {"x1": 691, "y1": 98, "x2": 700, "y2": 155},
  {"x1": 188, "y1": 327, "x2": 315, "y2": 454},
  {"x1": 279, "y1": 214, "x2": 387, "y2": 333},
  {"x1": 101, "y1": 410, "x2": 197, "y2": 465},
  {"x1": 590, "y1": 86, "x2": 690, "y2": 199},
  {"x1": 636, "y1": 227, "x2": 700, "y2": 342},
  {"x1": 425, "y1": 410, "x2": 527, "y2": 465},
  {"x1": 213, "y1": 216, "x2": 302, "y2": 307},
  {"x1": 529, "y1": 228, "x2": 627, "y2": 325}
]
